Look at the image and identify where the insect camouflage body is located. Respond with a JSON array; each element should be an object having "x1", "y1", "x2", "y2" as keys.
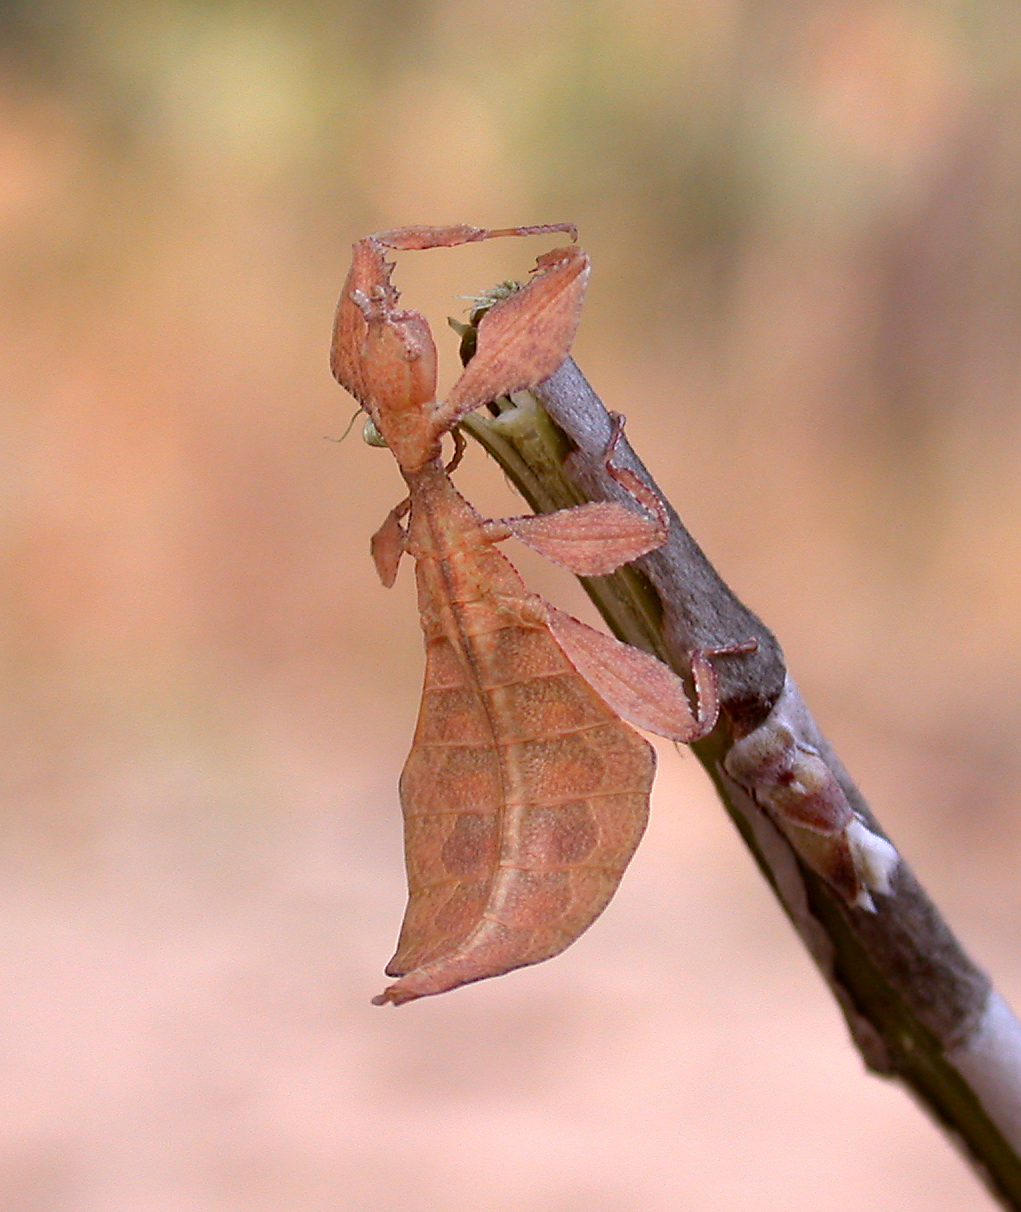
[{"x1": 332, "y1": 225, "x2": 737, "y2": 1005}]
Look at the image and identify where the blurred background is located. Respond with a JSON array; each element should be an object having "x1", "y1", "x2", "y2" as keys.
[{"x1": 1, "y1": 1, "x2": 1019, "y2": 1208}]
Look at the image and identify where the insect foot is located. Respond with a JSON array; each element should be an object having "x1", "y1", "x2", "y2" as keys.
[{"x1": 723, "y1": 676, "x2": 899, "y2": 910}]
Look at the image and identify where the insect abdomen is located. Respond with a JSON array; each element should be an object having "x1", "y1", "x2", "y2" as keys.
[{"x1": 384, "y1": 570, "x2": 655, "y2": 1002}]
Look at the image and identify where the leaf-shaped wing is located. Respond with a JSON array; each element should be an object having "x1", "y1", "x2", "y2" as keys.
[{"x1": 375, "y1": 590, "x2": 655, "y2": 1005}]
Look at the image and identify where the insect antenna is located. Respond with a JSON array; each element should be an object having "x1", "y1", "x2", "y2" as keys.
[{"x1": 325, "y1": 408, "x2": 365, "y2": 444}]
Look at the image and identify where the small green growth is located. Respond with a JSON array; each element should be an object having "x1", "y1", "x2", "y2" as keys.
[{"x1": 362, "y1": 416, "x2": 387, "y2": 447}]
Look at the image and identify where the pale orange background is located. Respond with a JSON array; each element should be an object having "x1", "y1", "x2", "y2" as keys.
[{"x1": 1, "y1": 3, "x2": 1019, "y2": 1209}]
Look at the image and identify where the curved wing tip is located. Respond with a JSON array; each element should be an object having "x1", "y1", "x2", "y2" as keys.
[{"x1": 371, "y1": 983, "x2": 418, "y2": 1007}]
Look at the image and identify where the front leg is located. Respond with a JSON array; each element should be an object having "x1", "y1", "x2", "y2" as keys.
[
  {"x1": 332, "y1": 224, "x2": 576, "y2": 422},
  {"x1": 433, "y1": 240, "x2": 590, "y2": 435}
]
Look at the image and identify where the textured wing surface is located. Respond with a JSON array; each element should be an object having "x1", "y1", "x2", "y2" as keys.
[{"x1": 380, "y1": 599, "x2": 655, "y2": 1005}]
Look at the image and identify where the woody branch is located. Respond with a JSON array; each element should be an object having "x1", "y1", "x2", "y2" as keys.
[{"x1": 459, "y1": 351, "x2": 1021, "y2": 1211}]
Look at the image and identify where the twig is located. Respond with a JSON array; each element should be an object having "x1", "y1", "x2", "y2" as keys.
[{"x1": 460, "y1": 353, "x2": 1021, "y2": 1210}]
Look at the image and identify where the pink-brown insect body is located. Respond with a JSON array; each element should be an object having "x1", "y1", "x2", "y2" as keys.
[
  {"x1": 332, "y1": 242, "x2": 442, "y2": 471},
  {"x1": 333, "y1": 225, "x2": 727, "y2": 1005},
  {"x1": 383, "y1": 458, "x2": 655, "y2": 1002}
]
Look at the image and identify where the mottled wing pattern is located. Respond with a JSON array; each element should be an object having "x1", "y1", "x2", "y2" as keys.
[{"x1": 377, "y1": 555, "x2": 655, "y2": 1005}]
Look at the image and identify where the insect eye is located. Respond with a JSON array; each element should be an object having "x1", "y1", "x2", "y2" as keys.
[{"x1": 362, "y1": 417, "x2": 388, "y2": 448}]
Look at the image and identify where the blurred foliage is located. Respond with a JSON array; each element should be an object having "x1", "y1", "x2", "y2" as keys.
[
  {"x1": 0, "y1": 0, "x2": 1015, "y2": 355},
  {"x1": 1, "y1": 0, "x2": 1021, "y2": 790},
  {"x1": 2, "y1": 5, "x2": 1021, "y2": 1210}
]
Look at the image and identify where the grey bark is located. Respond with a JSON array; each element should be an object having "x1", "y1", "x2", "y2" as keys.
[{"x1": 460, "y1": 354, "x2": 1021, "y2": 1210}]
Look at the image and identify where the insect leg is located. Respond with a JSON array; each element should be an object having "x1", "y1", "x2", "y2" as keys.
[{"x1": 370, "y1": 497, "x2": 411, "y2": 587}]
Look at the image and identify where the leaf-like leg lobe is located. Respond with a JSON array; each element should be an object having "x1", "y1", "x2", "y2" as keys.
[
  {"x1": 546, "y1": 605, "x2": 722, "y2": 741},
  {"x1": 370, "y1": 498, "x2": 410, "y2": 586},
  {"x1": 498, "y1": 501, "x2": 665, "y2": 575},
  {"x1": 434, "y1": 243, "x2": 590, "y2": 433}
]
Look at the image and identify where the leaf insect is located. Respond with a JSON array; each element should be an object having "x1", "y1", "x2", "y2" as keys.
[{"x1": 331, "y1": 224, "x2": 748, "y2": 1005}]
